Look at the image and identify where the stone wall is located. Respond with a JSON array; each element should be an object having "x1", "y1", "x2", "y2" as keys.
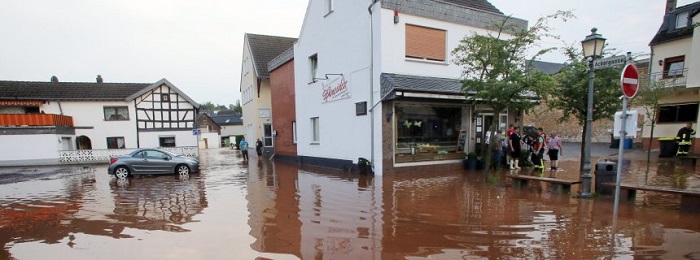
[{"x1": 523, "y1": 101, "x2": 613, "y2": 143}]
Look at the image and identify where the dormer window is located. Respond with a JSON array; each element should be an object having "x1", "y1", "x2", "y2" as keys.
[{"x1": 676, "y1": 12, "x2": 689, "y2": 29}]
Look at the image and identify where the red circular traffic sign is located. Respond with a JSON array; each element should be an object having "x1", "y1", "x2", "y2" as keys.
[{"x1": 620, "y1": 64, "x2": 639, "y2": 99}]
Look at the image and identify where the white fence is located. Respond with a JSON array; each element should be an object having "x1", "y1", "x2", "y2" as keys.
[{"x1": 59, "y1": 146, "x2": 199, "y2": 163}]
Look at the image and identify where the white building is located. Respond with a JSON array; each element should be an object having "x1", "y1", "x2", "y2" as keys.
[
  {"x1": 294, "y1": 0, "x2": 526, "y2": 175},
  {"x1": 642, "y1": 1, "x2": 700, "y2": 150},
  {"x1": 0, "y1": 76, "x2": 200, "y2": 166}
]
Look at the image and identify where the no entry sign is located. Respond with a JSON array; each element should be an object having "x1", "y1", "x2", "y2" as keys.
[{"x1": 620, "y1": 64, "x2": 639, "y2": 99}]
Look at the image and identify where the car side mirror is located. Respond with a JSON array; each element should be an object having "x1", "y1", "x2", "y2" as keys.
[{"x1": 163, "y1": 155, "x2": 171, "y2": 160}]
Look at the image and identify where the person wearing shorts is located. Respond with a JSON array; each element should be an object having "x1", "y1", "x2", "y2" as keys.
[
  {"x1": 508, "y1": 126, "x2": 522, "y2": 170},
  {"x1": 548, "y1": 131, "x2": 562, "y2": 170}
]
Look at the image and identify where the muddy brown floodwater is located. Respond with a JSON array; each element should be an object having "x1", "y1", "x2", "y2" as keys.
[{"x1": 1, "y1": 148, "x2": 699, "y2": 259}]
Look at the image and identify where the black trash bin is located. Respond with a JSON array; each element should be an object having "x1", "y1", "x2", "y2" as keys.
[
  {"x1": 658, "y1": 137, "x2": 678, "y2": 158},
  {"x1": 594, "y1": 160, "x2": 617, "y2": 195}
]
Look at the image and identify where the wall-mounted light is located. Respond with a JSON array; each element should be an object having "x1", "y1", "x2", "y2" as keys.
[
  {"x1": 393, "y1": 10, "x2": 399, "y2": 24},
  {"x1": 658, "y1": 60, "x2": 663, "y2": 66}
]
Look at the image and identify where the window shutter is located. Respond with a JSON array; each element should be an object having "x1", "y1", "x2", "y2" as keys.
[{"x1": 405, "y1": 24, "x2": 446, "y2": 61}]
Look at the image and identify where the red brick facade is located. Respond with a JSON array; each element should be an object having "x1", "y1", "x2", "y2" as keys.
[{"x1": 270, "y1": 59, "x2": 297, "y2": 158}]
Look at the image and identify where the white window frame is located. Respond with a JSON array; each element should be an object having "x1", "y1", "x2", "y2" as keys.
[
  {"x1": 292, "y1": 121, "x2": 297, "y2": 144},
  {"x1": 309, "y1": 54, "x2": 318, "y2": 83},
  {"x1": 676, "y1": 12, "x2": 689, "y2": 29},
  {"x1": 311, "y1": 117, "x2": 320, "y2": 144}
]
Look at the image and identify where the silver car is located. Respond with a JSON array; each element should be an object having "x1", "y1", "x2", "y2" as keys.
[{"x1": 108, "y1": 148, "x2": 200, "y2": 178}]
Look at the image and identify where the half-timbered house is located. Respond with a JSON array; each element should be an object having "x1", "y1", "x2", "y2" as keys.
[{"x1": 0, "y1": 76, "x2": 200, "y2": 166}]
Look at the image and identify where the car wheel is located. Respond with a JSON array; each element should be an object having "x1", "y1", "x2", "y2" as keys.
[
  {"x1": 114, "y1": 166, "x2": 130, "y2": 179},
  {"x1": 176, "y1": 164, "x2": 190, "y2": 175}
]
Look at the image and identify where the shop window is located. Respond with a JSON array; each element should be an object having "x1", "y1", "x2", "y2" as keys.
[
  {"x1": 394, "y1": 104, "x2": 462, "y2": 163},
  {"x1": 159, "y1": 136, "x2": 176, "y2": 147},
  {"x1": 658, "y1": 103, "x2": 698, "y2": 123},
  {"x1": 663, "y1": 56, "x2": 685, "y2": 78},
  {"x1": 405, "y1": 24, "x2": 446, "y2": 62},
  {"x1": 311, "y1": 117, "x2": 320, "y2": 143},
  {"x1": 104, "y1": 106, "x2": 129, "y2": 121},
  {"x1": 107, "y1": 137, "x2": 125, "y2": 149}
]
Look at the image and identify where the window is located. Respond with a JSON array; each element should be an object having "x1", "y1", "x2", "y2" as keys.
[
  {"x1": 263, "y1": 123, "x2": 273, "y2": 146},
  {"x1": 325, "y1": 0, "x2": 333, "y2": 15},
  {"x1": 159, "y1": 136, "x2": 176, "y2": 147},
  {"x1": 676, "y1": 12, "x2": 689, "y2": 29},
  {"x1": 292, "y1": 121, "x2": 297, "y2": 144},
  {"x1": 161, "y1": 94, "x2": 170, "y2": 102},
  {"x1": 405, "y1": 24, "x2": 446, "y2": 62},
  {"x1": 135, "y1": 150, "x2": 169, "y2": 160},
  {"x1": 104, "y1": 106, "x2": 129, "y2": 121},
  {"x1": 311, "y1": 117, "x2": 320, "y2": 143},
  {"x1": 663, "y1": 56, "x2": 685, "y2": 78},
  {"x1": 107, "y1": 137, "x2": 125, "y2": 149},
  {"x1": 658, "y1": 103, "x2": 698, "y2": 123},
  {"x1": 242, "y1": 56, "x2": 249, "y2": 75},
  {"x1": 309, "y1": 54, "x2": 318, "y2": 83}
]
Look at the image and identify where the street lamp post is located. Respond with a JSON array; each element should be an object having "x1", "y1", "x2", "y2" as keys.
[{"x1": 580, "y1": 28, "x2": 606, "y2": 198}]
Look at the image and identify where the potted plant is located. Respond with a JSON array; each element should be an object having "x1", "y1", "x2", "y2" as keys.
[{"x1": 464, "y1": 152, "x2": 479, "y2": 170}]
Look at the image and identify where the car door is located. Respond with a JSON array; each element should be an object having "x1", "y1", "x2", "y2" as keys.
[
  {"x1": 130, "y1": 151, "x2": 148, "y2": 173},
  {"x1": 144, "y1": 150, "x2": 172, "y2": 174}
]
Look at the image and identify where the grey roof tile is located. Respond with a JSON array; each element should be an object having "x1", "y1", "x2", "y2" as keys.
[
  {"x1": 382, "y1": 0, "x2": 526, "y2": 31},
  {"x1": 246, "y1": 33, "x2": 297, "y2": 79},
  {"x1": 211, "y1": 114, "x2": 242, "y2": 125},
  {"x1": 530, "y1": 60, "x2": 564, "y2": 75},
  {"x1": 0, "y1": 80, "x2": 149, "y2": 101}
]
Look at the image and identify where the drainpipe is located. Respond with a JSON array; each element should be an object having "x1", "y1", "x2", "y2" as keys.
[
  {"x1": 368, "y1": 0, "x2": 380, "y2": 171},
  {"x1": 135, "y1": 99, "x2": 140, "y2": 148},
  {"x1": 57, "y1": 100, "x2": 64, "y2": 115}
]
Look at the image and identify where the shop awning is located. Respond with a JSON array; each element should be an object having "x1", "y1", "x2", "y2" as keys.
[
  {"x1": 0, "y1": 100, "x2": 44, "y2": 106},
  {"x1": 380, "y1": 73, "x2": 471, "y2": 101}
]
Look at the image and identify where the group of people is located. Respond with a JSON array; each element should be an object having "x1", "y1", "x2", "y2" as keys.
[
  {"x1": 235, "y1": 137, "x2": 264, "y2": 162},
  {"x1": 492, "y1": 124, "x2": 563, "y2": 172}
]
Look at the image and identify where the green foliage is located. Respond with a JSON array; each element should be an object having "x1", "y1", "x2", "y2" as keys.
[
  {"x1": 452, "y1": 10, "x2": 573, "y2": 169},
  {"x1": 230, "y1": 99, "x2": 242, "y2": 114},
  {"x1": 547, "y1": 47, "x2": 622, "y2": 125},
  {"x1": 200, "y1": 101, "x2": 232, "y2": 111},
  {"x1": 233, "y1": 135, "x2": 244, "y2": 150}
]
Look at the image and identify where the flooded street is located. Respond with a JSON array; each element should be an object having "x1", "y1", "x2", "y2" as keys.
[{"x1": 1, "y1": 148, "x2": 699, "y2": 259}]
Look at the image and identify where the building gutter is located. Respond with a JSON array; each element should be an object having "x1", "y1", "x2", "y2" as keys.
[{"x1": 368, "y1": 0, "x2": 380, "y2": 171}]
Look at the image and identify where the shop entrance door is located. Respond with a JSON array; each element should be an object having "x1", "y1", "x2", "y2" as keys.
[{"x1": 475, "y1": 114, "x2": 494, "y2": 156}]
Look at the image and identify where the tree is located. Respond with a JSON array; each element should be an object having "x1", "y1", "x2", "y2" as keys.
[
  {"x1": 452, "y1": 11, "x2": 572, "y2": 171},
  {"x1": 200, "y1": 101, "x2": 217, "y2": 111},
  {"x1": 546, "y1": 47, "x2": 623, "y2": 172},
  {"x1": 230, "y1": 99, "x2": 242, "y2": 114},
  {"x1": 633, "y1": 79, "x2": 670, "y2": 161}
]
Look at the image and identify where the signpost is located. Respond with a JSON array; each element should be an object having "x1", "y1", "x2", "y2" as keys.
[
  {"x1": 593, "y1": 55, "x2": 626, "y2": 70},
  {"x1": 613, "y1": 53, "x2": 636, "y2": 230}
]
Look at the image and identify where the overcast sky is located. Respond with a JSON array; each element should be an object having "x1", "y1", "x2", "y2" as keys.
[{"x1": 0, "y1": 0, "x2": 694, "y2": 106}]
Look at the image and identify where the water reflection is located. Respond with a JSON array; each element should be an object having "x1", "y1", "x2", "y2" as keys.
[
  {"x1": 245, "y1": 160, "x2": 700, "y2": 259},
  {"x1": 0, "y1": 167, "x2": 208, "y2": 259},
  {"x1": 108, "y1": 174, "x2": 208, "y2": 231}
]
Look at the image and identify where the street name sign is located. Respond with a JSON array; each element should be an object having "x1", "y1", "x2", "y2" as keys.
[
  {"x1": 620, "y1": 64, "x2": 639, "y2": 99},
  {"x1": 593, "y1": 55, "x2": 626, "y2": 69}
]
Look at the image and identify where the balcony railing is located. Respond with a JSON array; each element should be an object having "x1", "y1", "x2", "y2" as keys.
[
  {"x1": 648, "y1": 68, "x2": 689, "y2": 88},
  {"x1": 0, "y1": 114, "x2": 74, "y2": 127}
]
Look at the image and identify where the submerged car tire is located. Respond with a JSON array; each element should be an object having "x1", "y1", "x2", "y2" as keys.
[
  {"x1": 114, "y1": 166, "x2": 130, "y2": 179},
  {"x1": 176, "y1": 164, "x2": 190, "y2": 175}
]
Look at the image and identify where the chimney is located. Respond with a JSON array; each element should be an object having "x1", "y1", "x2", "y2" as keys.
[
  {"x1": 666, "y1": 0, "x2": 677, "y2": 14},
  {"x1": 50, "y1": 76, "x2": 59, "y2": 83},
  {"x1": 96, "y1": 75, "x2": 103, "y2": 83}
]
